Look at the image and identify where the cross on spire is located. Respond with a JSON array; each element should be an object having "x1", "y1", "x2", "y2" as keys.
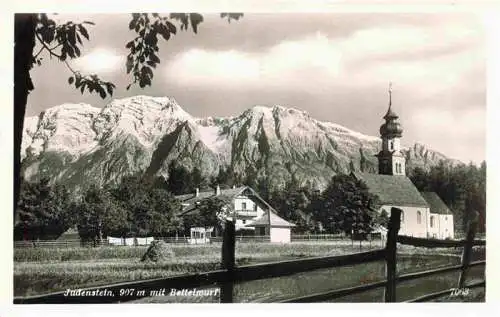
[{"x1": 388, "y1": 82, "x2": 392, "y2": 107}]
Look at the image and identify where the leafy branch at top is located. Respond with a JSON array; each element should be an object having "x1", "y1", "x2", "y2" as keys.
[
  {"x1": 125, "y1": 13, "x2": 243, "y2": 90},
  {"x1": 33, "y1": 13, "x2": 115, "y2": 99},
  {"x1": 31, "y1": 13, "x2": 243, "y2": 97}
]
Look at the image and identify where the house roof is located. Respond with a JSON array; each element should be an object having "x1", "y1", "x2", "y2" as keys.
[
  {"x1": 246, "y1": 211, "x2": 296, "y2": 228},
  {"x1": 176, "y1": 186, "x2": 247, "y2": 217},
  {"x1": 352, "y1": 172, "x2": 429, "y2": 208},
  {"x1": 420, "y1": 192, "x2": 452, "y2": 215}
]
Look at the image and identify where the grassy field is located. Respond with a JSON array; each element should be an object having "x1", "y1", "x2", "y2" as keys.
[{"x1": 13, "y1": 241, "x2": 485, "y2": 303}]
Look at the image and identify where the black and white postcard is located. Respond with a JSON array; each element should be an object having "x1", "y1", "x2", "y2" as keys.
[{"x1": 5, "y1": 1, "x2": 495, "y2": 313}]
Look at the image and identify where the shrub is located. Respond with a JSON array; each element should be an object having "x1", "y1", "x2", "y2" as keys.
[{"x1": 141, "y1": 240, "x2": 175, "y2": 262}]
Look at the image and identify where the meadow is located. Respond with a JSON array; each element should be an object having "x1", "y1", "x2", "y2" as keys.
[{"x1": 13, "y1": 241, "x2": 485, "y2": 302}]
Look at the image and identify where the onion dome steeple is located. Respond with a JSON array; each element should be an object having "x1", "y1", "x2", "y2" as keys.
[
  {"x1": 379, "y1": 82, "x2": 403, "y2": 138},
  {"x1": 376, "y1": 82, "x2": 406, "y2": 176}
]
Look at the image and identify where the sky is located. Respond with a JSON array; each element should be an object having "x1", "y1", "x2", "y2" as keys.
[{"x1": 26, "y1": 12, "x2": 486, "y2": 164}]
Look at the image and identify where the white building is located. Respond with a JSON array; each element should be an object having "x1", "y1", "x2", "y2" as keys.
[
  {"x1": 353, "y1": 87, "x2": 454, "y2": 239},
  {"x1": 421, "y1": 192, "x2": 454, "y2": 239},
  {"x1": 176, "y1": 185, "x2": 295, "y2": 242}
]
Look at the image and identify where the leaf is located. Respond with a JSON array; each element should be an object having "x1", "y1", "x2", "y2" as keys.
[
  {"x1": 166, "y1": 21, "x2": 177, "y2": 34},
  {"x1": 75, "y1": 75, "x2": 81, "y2": 87},
  {"x1": 78, "y1": 25, "x2": 89, "y2": 40},
  {"x1": 129, "y1": 18, "x2": 136, "y2": 30},
  {"x1": 189, "y1": 13, "x2": 204, "y2": 34},
  {"x1": 126, "y1": 56, "x2": 134, "y2": 74},
  {"x1": 125, "y1": 40, "x2": 134, "y2": 49},
  {"x1": 157, "y1": 24, "x2": 170, "y2": 41},
  {"x1": 68, "y1": 25, "x2": 76, "y2": 46},
  {"x1": 98, "y1": 86, "x2": 106, "y2": 99},
  {"x1": 68, "y1": 77, "x2": 74, "y2": 84},
  {"x1": 105, "y1": 82, "x2": 113, "y2": 96},
  {"x1": 74, "y1": 45, "x2": 81, "y2": 57},
  {"x1": 146, "y1": 60, "x2": 156, "y2": 68},
  {"x1": 149, "y1": 53, "x2": 160, "y2": 64}
]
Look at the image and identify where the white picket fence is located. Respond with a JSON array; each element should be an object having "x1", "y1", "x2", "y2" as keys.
[{"x1": 14, "y1": 233, "x2": 385, "y2": 248}]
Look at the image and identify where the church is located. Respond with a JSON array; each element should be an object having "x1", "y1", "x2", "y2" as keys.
[{"x1": 352, "y1": 86, "x2": 454, "y2": 239}]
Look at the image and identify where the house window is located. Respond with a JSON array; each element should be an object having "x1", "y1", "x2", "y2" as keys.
[
  {"x1": 417, "y1": 211, "x2": 422, "y2": 224},
  {"x1": 445, "y1": 216, "x2": 448, "y2": 221},
  {"x1": 254, "y1": 203, "x2": 258, "y2": 211},
  {"x1": 242, "y1": 202, "x2": 247, "y2": 210},
  {"x1": 242, "y1": 219, "x2": 246, "y2": 224},
  {"x1": 430, "y1": 216, "x2": 435, "y2": 228}
]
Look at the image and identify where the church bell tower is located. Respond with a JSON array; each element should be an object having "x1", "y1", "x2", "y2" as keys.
[{"x1": 376, "y1": 83, "x2": 406, "y2": 176}]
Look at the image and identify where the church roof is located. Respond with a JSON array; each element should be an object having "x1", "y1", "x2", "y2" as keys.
[
  {"x1": 352, "y1": 172, "x2": 429, "y2": 208},
  {"x1": 383, "y1": 105, "x2": 399, "y2": 120},
  {"x1": 420, "y1": 192, "x2": 452, "y2": 215},
  {"x1": 246, "y1": 211, "x2": 295, "y2": 228}
]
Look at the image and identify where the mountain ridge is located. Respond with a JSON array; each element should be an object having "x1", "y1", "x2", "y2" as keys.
[{"x1": 21, "y1": 95, "x2": 458, "y2": 192}]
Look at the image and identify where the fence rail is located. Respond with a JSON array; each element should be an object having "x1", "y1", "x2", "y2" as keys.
[
  {"x1": 13, "y1": 234, "x2": 375, "y2": 248},
  {"x1": 13, "y1": 208, "x2": 485, "y2": 304}
]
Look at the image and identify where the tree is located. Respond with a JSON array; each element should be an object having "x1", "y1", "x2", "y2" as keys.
[
  {"x1": 110, "y1": 173, "x2": 183, "y2": 236},
  {"x1": 318, "y1": 174, "x2": 380, "y2": 236},
  {"x1": 14, "y1": 12, "x2": 243, "y2": 224},
  {"x1": 75, "y1": 185, "x2": 111, "y2": 246},
  {"x1": 15, "y1": 178, "x2": 73, "y2": 240},
  {"x1": 408, "y1": 161, "x2": 486, "y2": 234},
  {"x1": 183, "y1": 197, "x2": 230, "y2": 235},
  {"x1": 166, "y1": 161, "x2": 193, "y2": 195},
  {"x1": 268, "y1": 178, "x2": 315, "y2": 233}
]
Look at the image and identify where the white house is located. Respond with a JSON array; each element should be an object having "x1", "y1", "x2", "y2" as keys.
[
  {"x1": 176, "y1": 185, "x2": 295, "y2": 243},
  {"x1": 352, "y1": 87, "x2": 454, "y2": 239},
  {"x1": 244, "y1": 211, "x2": 295, "y2": 243}
]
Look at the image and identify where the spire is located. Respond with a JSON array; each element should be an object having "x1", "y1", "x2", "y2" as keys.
[
  {"x1": 383, "y1": 82, "x2": 398, "y2": 120},
  {"x1": 389, "y1": 82, "x2": 392, "y2": 108}
]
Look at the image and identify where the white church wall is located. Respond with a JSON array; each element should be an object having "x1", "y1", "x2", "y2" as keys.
[
  {"x1": 439, "y1": 214, "x2": 454, "y2": 239},
  {"x1": 427, "y1": 213, "x2": 440, "y2": 239},
  {"x1": 380, "y1": 205, "x2": 430, "y2": 238},
  {"x1": 427, "y1": 213, "x2": 454, "y2": 239}
]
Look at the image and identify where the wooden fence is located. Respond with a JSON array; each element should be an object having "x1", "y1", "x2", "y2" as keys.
[{"x1": 13, "y1": 207, "x2": 485, "y2": 304}]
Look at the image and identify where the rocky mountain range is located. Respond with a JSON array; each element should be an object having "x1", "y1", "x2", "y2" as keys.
[{"x1": 21, "y1": 95, "x2": 456, "y2": 192}]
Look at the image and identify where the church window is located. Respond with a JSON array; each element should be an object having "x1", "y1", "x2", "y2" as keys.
[
  {"x1": 417, "y1": 211, "x2": 422, "y2": 224},
  {"x1": 430, "y1": 216, "x2": 435, "y2": 228},
  {"x1": 390, "y1": 141, "x2": 394, "y2": 150}
]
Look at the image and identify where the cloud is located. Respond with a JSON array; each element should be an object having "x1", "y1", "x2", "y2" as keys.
[
  {"x1": 166, "y1": 32, "x2": 342, "y2": 88},
  {"x1": 73, "y1": 48, "x2": 124, "y2": 74},
  {"x1": 164, "y1": 21, "x2": 483, "y2": 94},
  {"x1": 408, "y1": 106, "x2": 485, "y2": 163}
]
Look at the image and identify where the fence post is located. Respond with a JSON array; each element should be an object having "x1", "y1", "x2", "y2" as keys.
[
  {"x1": 384, "y1": 207, "x2": 402, "y2": 302},
  {"x1": 220, "y1": 219, "x2": 236, "y2": 303},
  {"x1": 458, "y1": 212, "x2": 478, "y2": 289}
]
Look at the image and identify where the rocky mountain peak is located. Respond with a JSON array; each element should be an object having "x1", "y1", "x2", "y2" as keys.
[{"x1": 21, "y1": 95, "x2": 457, "y2": 192}]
